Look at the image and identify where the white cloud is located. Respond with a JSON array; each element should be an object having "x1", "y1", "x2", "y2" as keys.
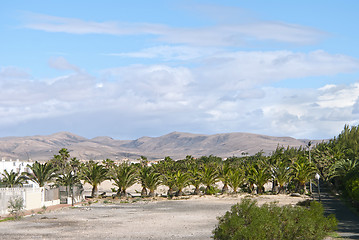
[
  {"x1": 23, "y1": 13, "x2": 325, "y2": 46},
  {"x1": 102, "y1": 64, "x2": 194, "y2": 104},
  {"x1": 317, "y1": 83, "x2": 359, "y2": 108},
  {"x1": 108, "y1": 45, "x2": 217, "y2": 61},
  {"x1": 195, "y1": 50, "x2": 359, "y2": 91},
  {"x1": 48, "y1": 57, "x2": 81, "y2": 72},
  {"x1": 158, "y1": 22, "x2": 325, "y2": 46},
  {"x1": 23, "y1": 13, "x2": 167, "y2": 35},
  {"x1": 0, "y1": 66, "x2": 31, "y2": 79}
]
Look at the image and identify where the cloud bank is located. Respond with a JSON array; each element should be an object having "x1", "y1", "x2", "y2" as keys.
[{"x1": 1, "y1": 48, "x2": 359, "y2": 139}]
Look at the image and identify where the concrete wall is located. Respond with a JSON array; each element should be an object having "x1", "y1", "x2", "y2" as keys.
[
  {"x1": 0, "y1": 187, "x2": 61, "y2": 216},
  {"x1": 24, "y1": 188, "x2": 42, "y2": 210},
  {"x1": 0, "y1": 188, "x2": 26, "y2": 215}
]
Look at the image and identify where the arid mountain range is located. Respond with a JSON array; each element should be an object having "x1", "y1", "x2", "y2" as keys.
[{"x1": 0, "y1": 131, "x2": 320, "y2": 161}]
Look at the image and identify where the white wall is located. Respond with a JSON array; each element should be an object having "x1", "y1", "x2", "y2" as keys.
[{"x1": 0, "y1": 187, "x2": 61, "y2": 216}]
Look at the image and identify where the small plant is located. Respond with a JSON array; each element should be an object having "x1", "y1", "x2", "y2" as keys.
[
  {"x1": 204, "y1": 186, "x2": 221, "y2": 195},
  {"x1": 7, "y1": 196, "x2": 24, "y2": 220},
  {"x1": 0, "y1": 216, "x2": 16, "y2": 222}
]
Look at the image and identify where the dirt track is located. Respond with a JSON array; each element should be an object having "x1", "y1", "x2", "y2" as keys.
[{"x1": 0, "y1": 195, "x2": 308, "y2": 240}]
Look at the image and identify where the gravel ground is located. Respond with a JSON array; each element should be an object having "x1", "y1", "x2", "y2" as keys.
[{"x1": 0, "y1": 194, "x2": 309, "y2": 240}]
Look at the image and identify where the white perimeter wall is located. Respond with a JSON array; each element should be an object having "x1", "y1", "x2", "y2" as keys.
[{"x1": 0, "y1": 187, "x2": 60, "y2": 216}]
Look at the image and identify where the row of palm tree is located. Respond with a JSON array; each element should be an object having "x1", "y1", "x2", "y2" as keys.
[
  {"x1": 1, "y1": 124, "x2": 358, "y2": 204},
  {"x1": 76, "y1": 151, "x2": 318, "y2": 198},
  {"x1": 0, "y1": 150, "x2": 316, "y2": 198}
]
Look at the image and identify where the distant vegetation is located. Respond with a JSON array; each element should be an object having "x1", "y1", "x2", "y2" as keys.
[{"x1": 0, "y1": 125, "x2": 358, "y2": 208}]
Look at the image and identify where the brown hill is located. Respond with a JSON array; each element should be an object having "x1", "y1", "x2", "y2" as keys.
[{"x1": 0, "y1": 131, "x2": 317, "y2": 161}]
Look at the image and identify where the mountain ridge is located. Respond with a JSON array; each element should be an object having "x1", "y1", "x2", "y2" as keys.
[{"x1": 0, "y1": 131, "x2": 318, "y2": 161}]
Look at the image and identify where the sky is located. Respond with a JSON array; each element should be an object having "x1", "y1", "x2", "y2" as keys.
[{"x1": 1, "y1": 0, "x2": 359, "y2": 140}]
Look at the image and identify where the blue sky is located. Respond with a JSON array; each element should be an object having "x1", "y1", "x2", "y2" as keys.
[{"x1": 1, "y1": 0, "x2": 359, "y2": 140}]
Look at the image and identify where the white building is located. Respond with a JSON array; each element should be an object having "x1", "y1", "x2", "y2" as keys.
[{"x1": 0, "y1": 158, "x2": 33, "y2": 175}]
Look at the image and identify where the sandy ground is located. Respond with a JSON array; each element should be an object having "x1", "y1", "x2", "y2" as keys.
[{"x1": 0, "y1": 193, "x2": 309, "y2": 240}]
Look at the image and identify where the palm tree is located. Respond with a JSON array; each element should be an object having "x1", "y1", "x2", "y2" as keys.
[
  {"x1": 248, "y1": 163, "x2": 271, "y2": 194},
  {"x1": 189, "y1": 165, "x2": 202, "y2": 195},
  {"x1": 80, "y1": 161, "x2": 108, "y2": 197},
  {"x1": 271, "y1": 161, "x2": 292, "y2": 194},
  {"x1": 218, "y1": 163, "x2": 231, "y2": 193},
  {"x1": 200, "y1": 166, "x2": 219, "y2": 194},
  {"x1": 174, "y1": 170, "x2": 190, "y2": 196},
  {"x1": 143, "y1": 170, "x2": 161, "y2": 197},
  {"x1": 56, "y1": 168, "x2": 80, "y2": 205},
  {"x1": 49, "y1": 148, "x2": 70, "y2": 174},
  {"x1": 22, "y1": 161, "x2": 57, "y2": 187},
  {"x1": 2, "y1": 170, "x2": 27, "y2": 187},
  {"x1": 292, "y1": 157, "x2": 316, "y2": 194},
  {"x1": 58, "y1": 157, "x2": 82, "y2": 205},
  {"x1": 332, "y1": 159, "x2": 359, "y2": 179},
  {"x1": 161, "y1": 170, "x2": 176, "y2": 197},
  {"x1": 227, "y1": 169, "x2": 244, "y2": 193},
  {"x1": 111, "y1": 163, "x2": 137, "y2": 197},
  {"x1": 138, "y1": 166, "x2": 151, "y2": 197}
]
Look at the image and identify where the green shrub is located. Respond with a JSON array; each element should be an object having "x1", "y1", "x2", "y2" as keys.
[
  {"x1": 212, "y1": 199, "x2": 337, "y2": 240},
  {"x1": 7, "y1": 196, "x2": 24, "y2": 220},
  {"x1": 343, "y1": 168, "x2": 359, "y2": 205},
  {"x1": 205, "y1": 186, "x2": 221, "y2": 195},
  {"x1": 345, "y1": 178, "x2": 359, "y2": 201}
]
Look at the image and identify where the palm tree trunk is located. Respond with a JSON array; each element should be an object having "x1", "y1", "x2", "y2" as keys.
[
  {"x1": 272, "y1": 180, "x2": 278, "y2": 194},
  {"x1": 257, "y1": 185, "x2": 264, "y2": 194},
  {"x1": 205, "y1": 185, "x2": 211, "y2": 195},
  {"x1": 167, "y1": 187, "x2": 174, "y2": 197},
  {"x1": 193, "y1": 186, "x2": 200, "y2": 195},
  {"x1": 249, "y1": 183, "x2": 254, "y2": 193},
  {"x1": 222, "y1": 184, "x2": 229, "y2": 193},
  {"x1": 120, "y1": 189, "x2": 127, "y2": 197},
  {"x1": 141, "y1": 187, "x2": 147, "y2": 197},
  {"x1": 278, "y1": 185, "x2": 285, "y2": 194},
  {"x1": 149, "y1": 189, "x2": 155, "y2": 197},
  {"x1": 302, "y1": 183, "x2": 307, "y2": 194},
  {"x1": 115, "y1": 187, "x2": 121, "y2": 197},
  {"x1": 176, "y1": 189, "x2": 183, "y2": 196},
  {"x1": 91, "y1": 185, "x2": 98, "y2": 198}
]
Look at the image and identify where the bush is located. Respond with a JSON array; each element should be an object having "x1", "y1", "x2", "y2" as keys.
[
  {"x1": 212, "y1": 199, "x2": 337, "y2": 240},
  {"x1": 199, "y1": 186, "x2": 221, "y2": 195},
  {"x1": 343, "y1": 167, "x2": 359, "y2": 205},
  {"x1": 7, "y1": 196, "x2": 24, "y2": 220}
]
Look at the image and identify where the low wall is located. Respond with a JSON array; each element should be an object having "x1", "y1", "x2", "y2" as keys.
[
  {"x1": 43, "y1": 199, "x2": 61, "y2": 207},
  {"x1": 24, "y1": 188, "x2": 43, "y2": 210},
  {"x1": 0, "y1": 187, "x2": 61, "y2": 216},
  {"x1": 0, "y1": 188, "x2": 26, "y2": 215}
]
